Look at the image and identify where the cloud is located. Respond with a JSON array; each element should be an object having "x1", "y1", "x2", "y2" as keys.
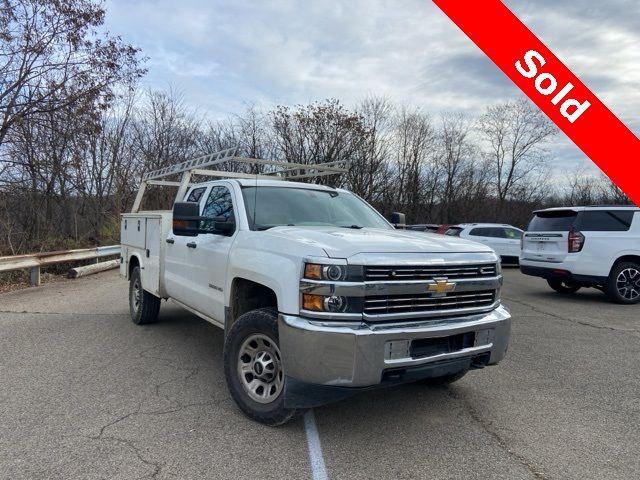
[{"x1": 104, "y1": 0, "x2": 638, "y2": 175}]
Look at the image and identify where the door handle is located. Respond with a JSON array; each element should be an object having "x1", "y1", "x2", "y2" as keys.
[
  {"x1": 165, "y1": 238, "x2": 175, "y2": 244},
  {"x1": 186, "y1": 242, "x2": 197, "y2": 249}
]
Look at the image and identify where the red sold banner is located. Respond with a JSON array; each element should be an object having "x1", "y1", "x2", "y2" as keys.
[{"x1": 433, "y1": 0, "x2": 640, "y2": 206}]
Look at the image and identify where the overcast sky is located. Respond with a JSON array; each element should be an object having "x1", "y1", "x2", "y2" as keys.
[{"x1": 104, "y1": 0, "x2": 639, "y2": 177}]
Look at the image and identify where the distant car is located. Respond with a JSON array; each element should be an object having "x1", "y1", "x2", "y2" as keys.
[
  {"x1": 520, "y1": 205, "x2": 640, "y2": 304},
  {"x1": 407, "y1": 224, "x2": 440, "y2": 233},
  {"x1": 435, "y1": 224, "x2": 453, "y2": 235},
  {"x1": 445, "y1": 224, "x2": 523, "y2": 264}
]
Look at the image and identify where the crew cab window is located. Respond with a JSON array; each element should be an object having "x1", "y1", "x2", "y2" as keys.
[
  {"x1": 202, "y1": 186, "x2": 234, "y2": 221},
  {"x1": 185, "y1": 187, "x2": 206, "y2": 203},
  {"x1": 577, "y1": 211, "x2": 634, "y2": 232}
]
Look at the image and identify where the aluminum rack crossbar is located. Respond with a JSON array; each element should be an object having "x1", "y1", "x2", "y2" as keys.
[
  {"x1": 142, "y1": 147, "x2": 238, "y2": 181},
  {"x1": 131, "y1": 147, "x2": 349, "y2": 212}
]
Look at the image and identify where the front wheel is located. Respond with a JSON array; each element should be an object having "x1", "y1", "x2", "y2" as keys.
[
  {"x1": 223, "y1": 308, "x2": 300, "y2": 426},
  {"x1": 606, "y1": 262, "x2": 640, "y2": 304},
  {"x1": 129, "y1": 266, "x2": 161, "y2": 325},
  {"x1": 547, "y1": 279, "x2": 581, "y2": 294}
]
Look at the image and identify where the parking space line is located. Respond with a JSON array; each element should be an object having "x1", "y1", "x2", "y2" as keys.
[{"x1": 304, "y1": 410, "x2": 328, "y2": 480}]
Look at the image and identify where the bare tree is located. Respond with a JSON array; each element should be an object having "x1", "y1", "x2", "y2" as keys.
[
  {"x1": 389, "y1": 106, "x2": 437, "y2": 221},
  {"x1": 271, "y1": 99, "x2": 371, "y2": 186},
  {"x1": 130, "y1": 89, "x2": 203, "y2": 210},
  {"x1": 348, "y1": 95, "x2": 393, "y2": 204},
  {"x1": 0, "y1": 0, "x2": 145, "y2": 147},
  {"x1": 435, "y1": 113, "x2": 477, "y2": 223},
  {"x1": 478, "y1": 98, "x2": 556, "y2": 214}
]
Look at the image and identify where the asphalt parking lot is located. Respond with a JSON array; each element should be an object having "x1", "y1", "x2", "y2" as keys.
[{"x1": 1, "y1": 269, "x2": 638, "y2": 480}]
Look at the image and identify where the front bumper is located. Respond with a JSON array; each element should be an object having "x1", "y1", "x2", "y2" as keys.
[{"x1": 279, "y1": 305, "x2": 511, "y2": 399}]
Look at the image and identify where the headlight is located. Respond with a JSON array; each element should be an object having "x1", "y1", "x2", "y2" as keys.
[
  {"x1": 302, "y1": 293, "x2": 362, "y2": 313},
  {"x1": 304, "y1": 263, "x2": 347, "y2": 281}
]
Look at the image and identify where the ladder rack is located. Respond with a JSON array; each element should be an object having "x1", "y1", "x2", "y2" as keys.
[{"x1": 131, "y1": 147, "x2": 350, "y2": 212}]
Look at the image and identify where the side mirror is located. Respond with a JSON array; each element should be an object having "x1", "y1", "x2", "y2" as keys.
[
  {"x1": 172, "y1": 202, "x2": 201, "y2": 237},
  {"x1": 390, "y1": 212, "x2": 406, "y2": 229},
  {"x1": 172, "y1": 202, "x2": 236, "y2": 237}
]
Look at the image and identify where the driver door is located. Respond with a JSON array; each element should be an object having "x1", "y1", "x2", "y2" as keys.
[{"x1": 184, "y1": 185, "x2": 237, "y2": 322}]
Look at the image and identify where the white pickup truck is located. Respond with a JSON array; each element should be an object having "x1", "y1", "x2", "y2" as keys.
[{"x1": 120, "y1": 153, "x2": 511, "y2": 425}]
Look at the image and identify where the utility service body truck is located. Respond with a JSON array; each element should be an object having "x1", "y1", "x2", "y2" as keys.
[{"x1": 120, "y1": 148, "x2": 512, "y2": 425}]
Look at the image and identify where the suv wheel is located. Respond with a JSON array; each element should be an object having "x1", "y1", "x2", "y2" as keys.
[
  {"x1": 129, "y1": 266, "x2": 161, "y2": 324},
  {"x1": 547, "y1": 279, "x2": 581, "y2": 294},
  {"x1": 223, "y1": 308, "x2": 299, "y2": 426},
  {"x1": 606, "y1": 262, "x2": 640, "y2": 304}
]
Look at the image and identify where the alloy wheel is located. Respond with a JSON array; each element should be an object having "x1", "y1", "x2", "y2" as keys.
[{"x1": 616, "y1": 268, "x2": 640, "y2": 301}]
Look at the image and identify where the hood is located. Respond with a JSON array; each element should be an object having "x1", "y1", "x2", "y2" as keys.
[{"x1": 261, "y1": 226, "x2": 493, "y2": 259}]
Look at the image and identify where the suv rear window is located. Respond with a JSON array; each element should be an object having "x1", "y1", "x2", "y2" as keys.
[
  {"x1": 577, "y1": 210, "x2": 634, "y2": 232},
  {"x1": 528, "y1": 211, "x2": 578, "y2": 231}
]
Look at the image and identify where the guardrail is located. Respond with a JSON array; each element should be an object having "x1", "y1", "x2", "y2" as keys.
[{"x1": 0, "y1": 245, "x2": 120, "y2": 286}]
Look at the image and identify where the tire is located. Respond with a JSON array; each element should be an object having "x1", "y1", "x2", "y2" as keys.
[
  {"x1": 129, "y1": 266, "x2": 161, "y2": 325},
  {"x1": 420, "y1": 369, "x2": 468, "y2": 386},
  {"x1": 605, "y1": 262, "x2": 640, "y2": 305},
  {"x1": 547, "y1": 279, "x2": 581, "y2": 294},
  {"x1": 223, "y1": 308, "x2": 299, "y2": 426}
]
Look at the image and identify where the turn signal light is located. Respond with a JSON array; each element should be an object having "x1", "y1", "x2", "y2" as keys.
[
  {"x1": 302, "y1": 294, "x2": 324, "y2": 311},
  {"x1": 304, "y1": 264, "x2": 322, "y2": 280}
]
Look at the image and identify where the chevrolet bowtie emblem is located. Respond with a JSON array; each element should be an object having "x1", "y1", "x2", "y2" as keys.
[{"x1": 428, "y1": 279, "x2": 456, "y2": 296}]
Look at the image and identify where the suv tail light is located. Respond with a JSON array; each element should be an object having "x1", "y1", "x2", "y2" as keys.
[{"x1": 568, "y1": 230, "x2": 585, "y2": 253}]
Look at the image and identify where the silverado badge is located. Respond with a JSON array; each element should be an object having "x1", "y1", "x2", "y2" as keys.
[{"x1": 428, "y1": 279, "x2": 456, "y2": 297}]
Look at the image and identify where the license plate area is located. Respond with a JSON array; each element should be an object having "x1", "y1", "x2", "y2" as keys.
[{"x1": 410, "y1": 332, "x2": 475, "y2": 359}]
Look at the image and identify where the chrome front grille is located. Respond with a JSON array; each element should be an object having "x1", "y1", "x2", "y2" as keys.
[
  {"x1": 364, "y1": 290, "x2": 496, "y2": 315},
  {"x1": 364, "y1": 264, "x2": 496, "y2": 281}
]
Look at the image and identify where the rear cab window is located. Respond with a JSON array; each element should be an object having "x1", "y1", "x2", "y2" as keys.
[{"x1": 185, "y1": 186, "x2": 207, "y2": 204}]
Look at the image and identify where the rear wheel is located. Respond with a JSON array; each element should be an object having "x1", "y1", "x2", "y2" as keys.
[
  {"x1": 129, "y1": 266, "x2": 161, "y2": 324},
  {"x1": 223, "y1": 308, "x2": 299, "y2": 426},
  {"x1": 547, "y1": 279, "x2": 581, "y2": 294},
  {"x1": 606, "y1": 262, "x2": 640, "y2": 304}
]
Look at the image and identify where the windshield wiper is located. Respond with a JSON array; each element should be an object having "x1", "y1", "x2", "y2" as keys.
[
  {"x1": 340, "y1": 225, "x2": 363, "y2": 229},
  {"x1": 256, "y1": 224, "x2": 295, "y2": 231}
]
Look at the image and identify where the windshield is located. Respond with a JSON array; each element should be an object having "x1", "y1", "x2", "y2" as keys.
[{"x1": 241, "y1": 186, "x2": 392, "y2": 230}]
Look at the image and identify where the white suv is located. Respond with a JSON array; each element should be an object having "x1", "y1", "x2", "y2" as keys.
[
  {"x1": 520, "y1": 206, "x2": 640, "y2": 304},
  {"x1": 445, "y1": 224, "x2": 523, "y2": 264}
]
